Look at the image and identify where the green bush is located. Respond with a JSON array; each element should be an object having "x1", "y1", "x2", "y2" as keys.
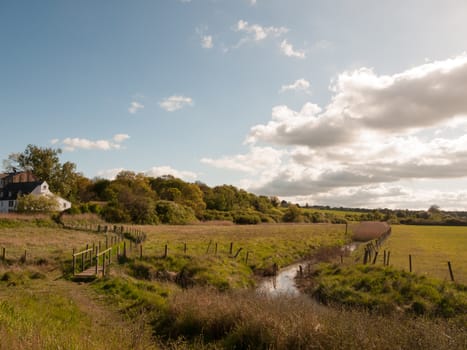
[
  {"x1": 155, "y1": 200, "x2": 197, "y2": 225},
  {"x1": 233, "y1": 213, "x2": 261, "y2": 225}
]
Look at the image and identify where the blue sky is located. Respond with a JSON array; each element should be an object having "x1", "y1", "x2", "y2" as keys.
[{"x1": 2, "y1": 0, "x2": 467, "y2": 210}]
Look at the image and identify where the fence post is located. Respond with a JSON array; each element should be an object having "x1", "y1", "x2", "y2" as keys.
[
  {"x1": 245, "y1": 251, "x2": 249, "y2": 264},
  {"x1": 81, "y1": 252, "x2": 85, "y2": 272},
  {"x1": 229, "y1": 242, "x2": 233, "y2": 255},
  {"x1": 215, "y1": 243, "x2": 218, "y2": 255},
  {"x1": 140, "y1": 244, "x2": 143, "y2": 259},
  {"x1": 164, "y1": 244, "x2": 168, "y2": 258},
  {"x1": 372, "y1": 251, "x2": 379, "y2": 264},
  {"x1": 447, "y1": 261, "x2": 455, "y2": 282},
  {"x1": 206, "y1": 240, "x2": 212, "y2": 254},
  {"x1": 95, "y1": 248, "x2": 99, "y2": 275},
  {"x1": 123, "y1": 241, "x2": 127, "y2": 258},
  {"x1": 23, "y1": 250, "x2": 27, "y2": 264},
  {"x1": 409, "y1": 254, "x2": 412, "y2": 272},
  {"x1": 184, "y1": 242, "x2": 187, "y2": 254},
  {"x1": 383, "y1": 250, "x2": 386, "y2": 266},
  {"x1": 2, "y1": 247, "x2": 5, "y2": 261},
  {"x1": 386, "y1": 251, "x2": 390, "y2": 266},
  {"x1": 72, "y1": 248, "x2": 76, "y2": 275}
]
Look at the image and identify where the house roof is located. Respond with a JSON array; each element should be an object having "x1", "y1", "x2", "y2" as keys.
[{"x1": 0, "y1": 181, "x2": 43, "y2": 200}]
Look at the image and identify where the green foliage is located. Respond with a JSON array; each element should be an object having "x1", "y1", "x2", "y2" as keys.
[
  {"x1": 7, "y1": 145, "x2": 80, "y2": 200},
  {"x1": 232, "y1": 212, "x2": 261, "y2": 225},
  {"x1": 16, "y1": 194, "x2": 60, "y2": 213},
  {"x1": 282, "y1": 204, "x2": 304, "y2": 222},
  {"x1": 307, "y1": 264, "x2": 467, "y2": 317},
  {"x1": 155, "y1": 200, "x2": 197, "y2": 224}
]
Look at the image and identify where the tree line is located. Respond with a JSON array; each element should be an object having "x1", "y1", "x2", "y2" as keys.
[{"x1": 4, "y1": 145, "x2": 467, "y2": 226}]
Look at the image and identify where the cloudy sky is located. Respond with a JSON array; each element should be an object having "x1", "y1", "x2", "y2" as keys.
[{"x1": 2, "y1": 0, "x2": 467, "y2": 210}]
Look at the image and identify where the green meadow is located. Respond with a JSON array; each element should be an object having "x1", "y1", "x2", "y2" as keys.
[
  {"x1": 379, "y1": 225, "x2": 467, "y2": 284},
  {"x1": 0, "y1": 216, "x2": 466, "y2": 349}
]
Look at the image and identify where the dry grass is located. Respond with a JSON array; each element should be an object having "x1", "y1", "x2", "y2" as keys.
[
  {"x1": 155, "y1": 287, "x2": 467, "y2": 349},
  {"x1": 351, "y1": 221, "x2": 390, "y2": 241},
  {"x1": 0, "y1": 226, "x2": 109, "y2": 268}
]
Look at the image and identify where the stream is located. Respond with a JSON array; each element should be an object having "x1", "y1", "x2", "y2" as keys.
[{"x1": 257, "y1": 242, "x2": 360, "y2": 297}]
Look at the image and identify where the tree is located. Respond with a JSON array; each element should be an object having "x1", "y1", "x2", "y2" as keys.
[
  {"x1": 16, "y1": 194, "x2": 59, "y2": 213},
  {"x1": 283, "y1": 205, "x2": 304, "y2": 223},
  {"x1": 5, "y1": 145, "x2": 80, "y2": 200}
]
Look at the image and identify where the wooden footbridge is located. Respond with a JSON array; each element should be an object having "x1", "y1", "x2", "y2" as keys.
[{"x1": 70, "y1": 225, "x2": 146, "y2": 280}]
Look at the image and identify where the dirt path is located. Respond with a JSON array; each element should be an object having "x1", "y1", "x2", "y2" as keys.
[{"x1": 51, "y1": 276, "x2": 157, "y2": 349}]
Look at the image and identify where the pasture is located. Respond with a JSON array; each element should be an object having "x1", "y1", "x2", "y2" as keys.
[{"x1": 379, "y1": 225, "x2": 467, "y2": 284}]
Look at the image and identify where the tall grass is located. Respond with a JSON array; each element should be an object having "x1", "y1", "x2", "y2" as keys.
[{"x1": 154, "y1": 287, "x2": 467, "y2": 349}]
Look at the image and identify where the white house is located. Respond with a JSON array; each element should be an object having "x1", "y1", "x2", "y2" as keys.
[{"x1": 0, "y1": 172, "x2": 71, "y2": 213}]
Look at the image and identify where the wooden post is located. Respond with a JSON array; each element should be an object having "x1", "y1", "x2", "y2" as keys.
[
  {"x1": 383, "y1": 250, "x2": 387, "y2": 266},
  {"x1": 299, "y1": 265, "x2": 303, "y2": 278},
  {"x1": 386, "y1": 251, "x2": 390, "y2": 266},
  {"x1": 372, "y1": 251, "x2": 379, "y2": 264},
  {"x1": 85, "y1": 244, "x2": 89, "y2": 260},
  {"x1": 99, "y1": 241, "x2": 101, "y2": 251},
  {"x1": 81, "y1": 252, "x2": 84, "y2": 272},
  {"x1": 23, "y1": 250, "x2": 27, "y2": 264},
  {"x1": 102, "y1": 254, "x2": 105, "y2": 277},
  {"x1": 106, "y1": 236, "x2": 109, "y2": 249},
  {"x1": 215, "y1": 243, "x2": 218, "y2": 255},
  {"x1": 95, "y1": 248, "x2": 99, "y2": 275},
  {"x1": 229, "y1": 242, "x2": 233, "y2": 255},
  {"x1": 2, "y1": 247, "x2": 5, "y2": 261},
  {"x1": 184, "y1": 242, "x2": 187, "y2": 254},
  {"x1": 345, "y1": 222, "x2": 348, "y2": 235},
  {"x1": 164, "y1": 244, "x2": 168, "y2": 258},
  {"x1": 140, "y1": 244, "x2": 143, "y2": 259},
  {"x1": 72, "y1": 248, "x2": 76, "y2": 275},
  {"x1": 409, "y1": 254, "x2": 412, "y2": 272},
  {"x1": 123, "y1": 241, "x2": 127, "y2": 258},
  {"x1": 245, "y1": 251, "x2": 249, "y2": 264},
  {"x1": 448, "y1": 261, "x2": 455, "y2": 282},
  {"x1": 206, "y1": 240, "x2": 212, "y2": 254},
  {"x1": 233, "y1": 248, "x2": 243, "y2": 258},
  {"x1": 340, "y1": 255, "x2": 343, "y2": 264}
]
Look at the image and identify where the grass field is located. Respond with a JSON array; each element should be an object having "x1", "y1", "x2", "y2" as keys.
[
  {"x1": 378, "y1": 225, "x2": 467, "y2": 284},
  {"x1": 1, "y1": 218, "x2": 466, "y2": 349}
]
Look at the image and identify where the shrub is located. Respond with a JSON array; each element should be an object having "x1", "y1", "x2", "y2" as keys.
[
  {"x1": 233, "y1": 213, "x2": 261, "y2": 225},
  {"x1": 155, "y1": 201, "x2": 197, "y2": 225}
]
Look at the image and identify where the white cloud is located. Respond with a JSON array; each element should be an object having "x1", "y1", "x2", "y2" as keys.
[
  {"x1": 50, "y1": 138, "x2": 59, "y2": 145},
  {"x1": 201, "y1": 35, "x2": 213, "y2": 49},
  {"x1": 97, "y1": 165, "x2": 198, "y2": 181},
  {"x1": 280, "y1": 40, "x2": 306, "y2": 59},
  {"x1": 249, "y1": 0, "x2": 257, "y2": 6},
  {"x1": 159, "y1": 95, "x2": 194, "y2": 112},
  {"x1": 202, "y1": 54, "x2": 467, "y2": 208},
  {"x1": 128, "y1": 101, "x2": 144, "y2": 114},
  {"x1": 235, "y1": 20, "x2": 288, "y2": 45},
  {"x1": 201, "y1": 146, "x2": 284, "y2": 174},
  {"x1": 57, "y1": 134, "x2": 130, "y2": 152},
  {"x1": 113, "y1": 134, "x2": 130, "y2": 143},
  {"x1": 280, "y1": 78, "x2": 311, "y2": 94},
  {"x1": 145, "y1": 166, "x2": 197, "y2": 180}
]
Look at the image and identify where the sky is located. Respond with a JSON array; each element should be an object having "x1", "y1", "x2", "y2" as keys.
[{"x1": 2, "y1": 0, "x2": 467, "y2": 210}]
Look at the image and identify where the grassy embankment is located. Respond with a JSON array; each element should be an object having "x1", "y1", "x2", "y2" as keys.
[
  {"x1": 1, "y1": 215, "x2": 466, "y2": 349},
  {"x1": 0, "y1": 214, "x2": 156, "y2": 349}
]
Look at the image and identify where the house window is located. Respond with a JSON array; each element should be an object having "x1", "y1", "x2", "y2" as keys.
[{"x1": 9, "y1": 201, "x2": 14, "y2": 207}]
